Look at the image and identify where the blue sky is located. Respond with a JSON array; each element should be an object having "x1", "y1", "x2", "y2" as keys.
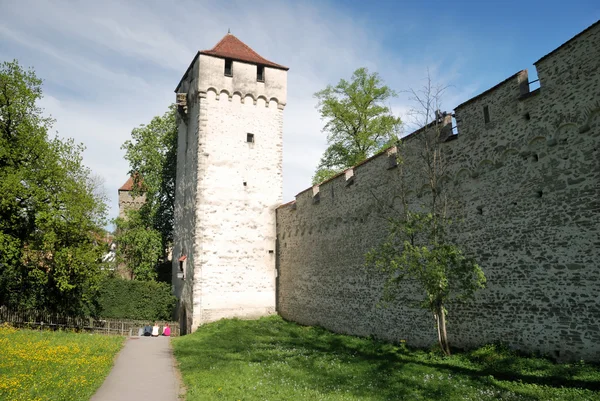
[{"x1": 0, "y1": 0, "x2": 597, "y2": 224}]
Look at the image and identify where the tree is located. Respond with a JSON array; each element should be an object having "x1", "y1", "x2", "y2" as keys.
[
  {"x1": 117, "y1": 106, "x2": 177, "y2": 282},
  {"x1": 121, "y1": 105, "x2": 177, "y2": 252},
  {"x1": 0, "y1": 60, "x2": 108, "y2": 315},
  {"x1": 113, "y1": 210, "x2": 162, "y2": 281},
  {"x1": 365, "y1": 75, "x2": 486, "y2": 356},
  {"x1": 313, "y1": 67, "x2": 402, "y2": 183}
]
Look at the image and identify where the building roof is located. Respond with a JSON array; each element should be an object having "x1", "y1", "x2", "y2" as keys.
[
  {"x1": 199, "y1": 33, "x2": 289, "y2": 71},
  {"x1": 118, "y1": 176, "x2": 143, "y2": 191}
]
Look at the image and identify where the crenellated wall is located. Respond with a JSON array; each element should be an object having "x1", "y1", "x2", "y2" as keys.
[
  {"x1": 276, "y1": 21, "x2": 600, "y2": 361},
  {"x1": 117, "y1": 190, "x2": 146, "y2": 219}
]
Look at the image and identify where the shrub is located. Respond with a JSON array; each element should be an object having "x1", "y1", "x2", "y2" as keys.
[{"x1": 96, "y1": 277, "x2": 176, "y2": 320}]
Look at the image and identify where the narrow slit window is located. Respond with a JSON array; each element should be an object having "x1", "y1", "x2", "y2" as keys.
[
  {"x1": 177, "y1": 255, "x2": 186, "y2": 280},
  {"x1": 257, "y1": 65, "x2": 265, "y2": 82},
  {"x1": 387, "y1": 154, "x2": 398, "y2": 169},
  {"x1": 247, "y1": 133, "x2": 254, "y2": 143},
  {"x1": 224, "y1": 59, "x2": 233, "y2": 77},
  {"x1": 483, "y1": 105, "x2": 490, "y2": 124}
]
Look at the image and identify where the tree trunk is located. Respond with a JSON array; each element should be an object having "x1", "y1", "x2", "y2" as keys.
[
  {"x1": 434, "y1": 303, "x2": 451, "y2": 356},
  {"x1": 434, "y1": 310, "x2": 442, "y2": 351},
  {"x1": 438, "y1": 303, "x2": 451, "y2": 356}
]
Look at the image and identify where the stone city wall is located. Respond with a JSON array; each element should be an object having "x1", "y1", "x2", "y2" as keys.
[{"x1": 276, "y1": 21, "x2": 600, "y2": 361}]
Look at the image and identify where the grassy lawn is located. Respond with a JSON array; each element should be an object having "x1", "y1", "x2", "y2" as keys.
[
  {"x1": 172, "y1": 316, "x2": 600, "y2": 401},
  {"x1": 0, "y1": 324, "x2": 124, "y2": 401}
]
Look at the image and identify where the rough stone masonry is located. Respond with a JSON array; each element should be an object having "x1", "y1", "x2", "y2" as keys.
[{"x1": 276, "y1": 21, "x2": 599, "y2": 362}]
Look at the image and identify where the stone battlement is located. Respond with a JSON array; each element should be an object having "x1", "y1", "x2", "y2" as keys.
[{"x1": 281, "y1": 20, "x2": 599, "y2": 212}]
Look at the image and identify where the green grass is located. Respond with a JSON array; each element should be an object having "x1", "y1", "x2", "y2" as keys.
[
  {"x1": 0, "y1": 324, "x2": 124, "y2": 401},
  {"x1": 172, "y1": 315, "x2": 600, "y2": 401}
]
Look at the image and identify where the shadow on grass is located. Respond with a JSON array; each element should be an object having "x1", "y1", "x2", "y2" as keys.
[
  {"x1": 319, "y1": 336, "x2": 600, "y2": 391},
  {"x1": 173, "y1": 317, "x2": 600, "y2": 400}
]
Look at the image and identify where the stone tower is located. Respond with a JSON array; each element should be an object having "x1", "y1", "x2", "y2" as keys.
[
  {"x1": 172, "y1": 33, "x2": 287, "y2": 333},
  {"x1": 117, "y1": 176, "x2": 146, "y2": 219}
]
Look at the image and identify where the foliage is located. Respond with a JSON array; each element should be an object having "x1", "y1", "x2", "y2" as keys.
[
  {"x1": 155, "y1": 260, "x2": 173, "y2": 284},
  {"x1": 121, "y1": 105, "x2": 177, "y2": 251},
  {"x1": 96, "y1": 277, "x2": 176, "y2": 320},
  {"x1": 366, "y1": 75, "x2": 485, "y2": 355},
  {"x1": 113, "y1": 210, "x2": 163, "y2": 281},
  {"x1": 0, "y1": 324, "x2": 123, "y2": 401},
  {"x1": 366, "y1": 212, "x2": 486, "y2": 355},
  {"x1": 313, "y1": 67, "x2": 401, "y2": 184},
  {"x1": 173, "y1": 316, "x2": 600, "y2": 401},
  {"x1": 0, "y1": 60, "x2": 108, "y2": 315},
  {"x1": 312, "y1": 167, "x2": 341, "y2": 185}
]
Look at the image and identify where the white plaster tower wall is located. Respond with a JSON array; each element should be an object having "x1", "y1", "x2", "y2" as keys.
[
  {"x1": 172, "y1": 57, "x2": 201, "y2": 333},
  {"x1": 194, "y1": 56, "x2": 286, "y2": 329}
]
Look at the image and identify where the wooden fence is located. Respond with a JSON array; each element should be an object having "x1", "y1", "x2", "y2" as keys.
[{"x1": 0, "y1": 306, "x2": 180, "y2": 337}]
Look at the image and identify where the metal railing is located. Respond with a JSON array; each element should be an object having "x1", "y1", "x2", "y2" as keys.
[{"x1": 0, "y1": 306, "x2": 180, "y2": 337}]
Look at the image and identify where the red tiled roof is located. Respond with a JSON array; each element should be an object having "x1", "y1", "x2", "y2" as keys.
[
  {"x1": 118, "y1": 176, "x2": 143, "y2": 191},
  {"x1": 200, "y1": 33, "x2": 288, "y2": 71}
]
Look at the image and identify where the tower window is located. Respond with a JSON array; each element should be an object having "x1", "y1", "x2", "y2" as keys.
[
  {"x1": 257, "y1": 65, "x2": 265, "y2": 82},
  {"x1": 247, "y1": 133, "x2": 255, "y2": 143},
  {"x1": 224, "y1": 59, "x2": 233, "y2": 77},
  {"x1": 177, "y1": 255, "x2": 187, "y2": 280},
  {"x1": 483, "y1": 105, "x2": 490, "y2": 124}
]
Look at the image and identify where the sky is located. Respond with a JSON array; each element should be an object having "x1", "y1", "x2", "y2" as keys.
[{"x1": 0, "y1": 0, "x2": 598, "y2": 226}]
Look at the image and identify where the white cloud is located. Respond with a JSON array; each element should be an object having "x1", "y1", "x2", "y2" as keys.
[
  {"x1": 0, "y1": 0, "x2": 479, "y2": 224},
  {"x1": 39, "y1": 95, "x2": 132, "y2": 218}
]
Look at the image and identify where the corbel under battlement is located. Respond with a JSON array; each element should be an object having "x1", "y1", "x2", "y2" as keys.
[
  {"x1": 198, "y1": 87, "x2": 286, "y2": 110},
  {"x1": 176, "y1": 93, "x2": 188, "y2": 119}
]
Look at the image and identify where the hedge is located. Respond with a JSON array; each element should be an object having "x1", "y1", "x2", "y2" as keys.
[{"x1": 96, "y1": 277, "x2": 176, "y2": 321}]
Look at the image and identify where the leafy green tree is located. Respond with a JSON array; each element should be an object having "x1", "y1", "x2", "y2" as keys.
[
  {"x1": 0, "y1": 60, "x2": 108, "y2": 315},
  {"x1": 366, "y1": 213, "x2": 485, "y2": 356},
  {"x1": 313, "y1": 67, "x2": 401, "y2": 183},
  {"x1": 121, "y1": 106, "x2": 177, "y2": 251},
  {"x1": 366, "y1": 76, "x2": 485, "y2": 356},
  {"x1": 114, "y1": 210, "x2": 162, "y2": 281}
]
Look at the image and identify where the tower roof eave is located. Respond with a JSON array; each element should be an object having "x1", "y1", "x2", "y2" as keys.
[
  {"x1": 198, "y1": 50, "x2": 289, "y2": 71},
  {"x1": 119, "y1": 175, "x2": 144, "y2": 192},
  {"x1": 199, "y1": 33, "x2": 288, "y2": 71},
  {"x1": 175, "y1": 34, "x2": 289, "y2": 92}
]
